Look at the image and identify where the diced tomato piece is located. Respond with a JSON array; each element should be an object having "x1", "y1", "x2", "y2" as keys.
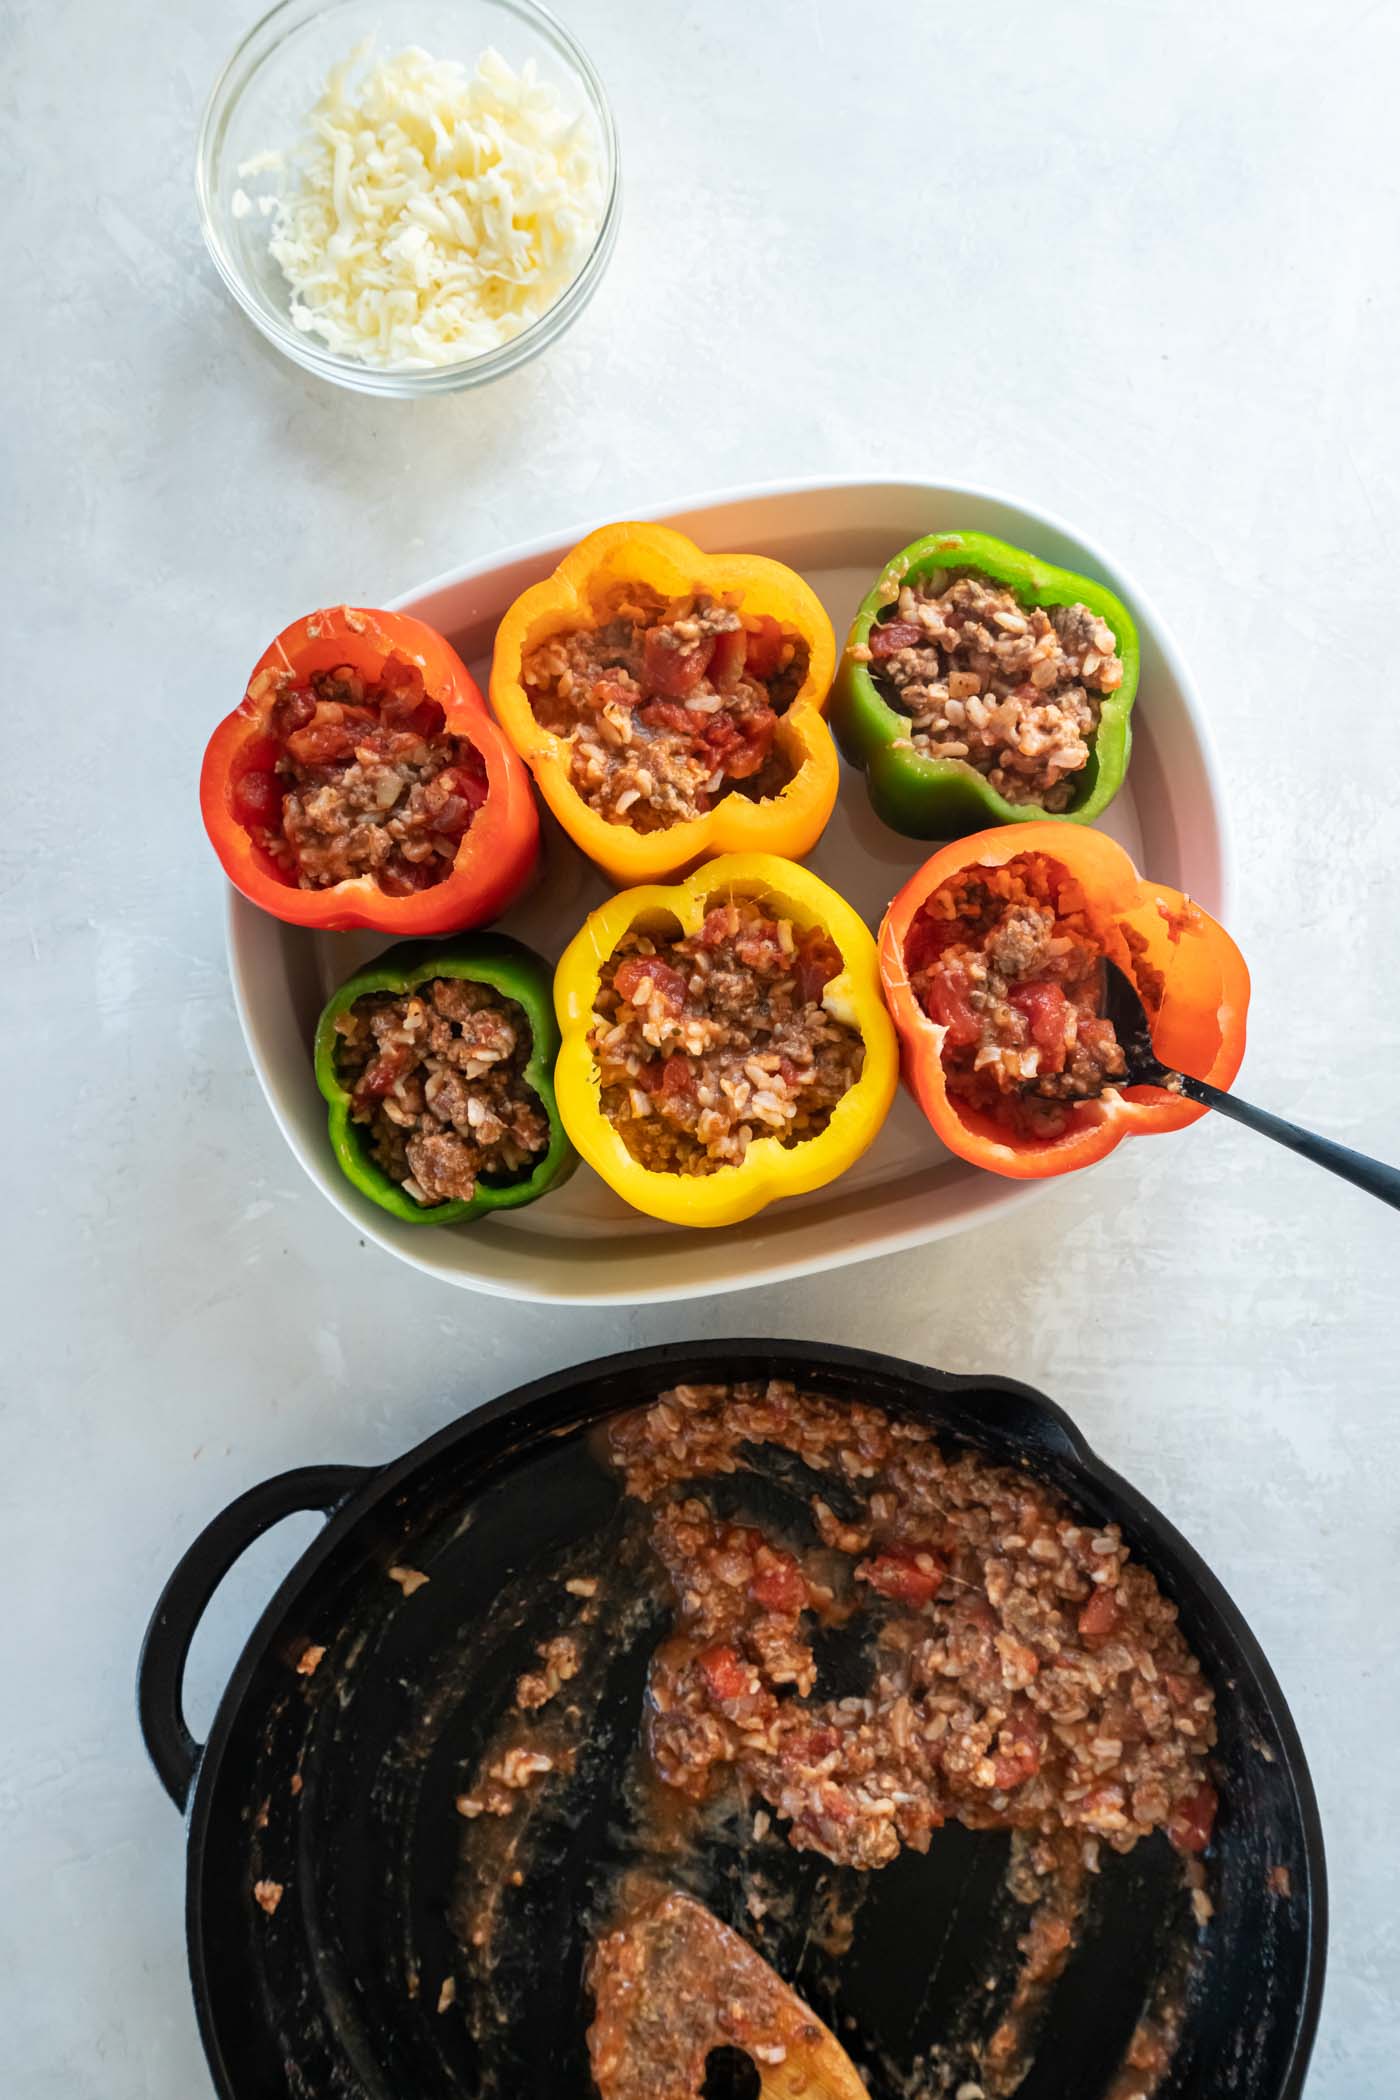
[
  {"x1": 700, "y1": 707, "x2": 777, "y2": 782},
  {"x1": 902, "y1": 909, "x2": 962, "y2": 979},
  {"x1": 425, "y1": 795, "x2": 470, "y2": 842},
  {"x1": 1077, "y1": 1015, "x2": 1116, "y2": 1054},
  {"x1": 699, "y1": 713, "x2": 739, "y2": 761},
  {"x1": 1077, "y1": 1586, "x2": 1123, "y2": 1640},
  {"x1": 377, "y1": 859, "x2": 441, "y2": 897},
  {"x1": 1010, "y1": 979, "x2": 1069, "y2": 1054},
  {"x1": 749, "y1": 1556, "x2": 808, "y2": 1614},
  {"x1": 925, "y1": 966, "x2": 982, "y2": 1048},
  {"x1": 353, "y1": 1047, "x2": 411, "y2": 1104},
  {"x1": 613, "y1": 956, "x2": 688, "y2": 1013},
  {"x1": 232, "y1": 768, "x2": 281, "y2": 829},
  {"x1": 782, "y1": 1726, "x2": 841, "y2": 1768},
  {"x1": 728, "y1": 711, "x2": 777, "y2": 781},
  {"x1": 1167, "y1": 1781, "x2": 1218, "y2": 1855},
  {"x1": 425, "y1": 759, "x2": 488, "y2": 840},
  {"x1": 590, "y1": 674, "x2": 641, "y2": 713},
  {"x1": 640, "y1": 1054, "x2": 696, "y2": 1104},
  {"x1": 869, "y1": 619, "x2": 924, "y2": 659},
  {"x1": 270, "y1": 687, "x2": 317, "y2": 738},
  {"x1": 285, "y1": 721, "x2": 357, "y2": 766},
  {"x1": 404, "y1": 698, "x2": 448, "y2": 739},
  {"x1": 696, "y1": 1644, "x2": 751, "y2": 1705},
  {"x1": 708, "y1": 626, "x2": 748, "y2": 692},
  {"x1": 697, "y1": 908, "x2": 736, "y2": 948},
  {"x1": 795, "y1": 929, "x2": 841, "y2": 1006},
  {"x1": 377, "y1": 658, "x2": 440, "y2": 737},
  {"x1": 643, "y1": 628, "x2": 714, "y2": 699},
  {"x1": 376, "y1": 653, "x2": 422, "y2": 693},
  {"x1": 858, "y1": 1548, "x2": 944, "y2": 1609},
  {"x1": 742, "y1": 616, "x2": 788, "y2": 683},
  {"x1": 638, "y1": 699, "x2": 701, "y2": 739},
  {"x1": 733, "y1": 918, "x2": 787, "y2": 974}
]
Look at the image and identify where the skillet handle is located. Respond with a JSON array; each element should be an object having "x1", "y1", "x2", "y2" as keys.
[
  {"x1": 943, "y1": 1373, "x2": 1091, "y2": 1466},
  {"x1": 137, "y1": 1464, "x2": 369, "y2": 1810}
]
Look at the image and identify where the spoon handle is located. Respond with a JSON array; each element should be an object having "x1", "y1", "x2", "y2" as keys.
[{"x1": 1175, "y1": 1074, "x2": 1400, "y2": 1211}]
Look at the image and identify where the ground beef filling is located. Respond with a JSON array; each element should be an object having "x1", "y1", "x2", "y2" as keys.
[
  {"x1": 608, "y1": 1382, "x2": 1218, "y2": 1876},
  {"x1": 858, "y1": 569, "x2": 1124, "y2": 811},
  {"x1": 232, "y1": 657, "x2": 488, "y2": 892},
  {"x1": 333, "y1": 978, "x2": 549, "y2": 1206},
  {"x1": 590, "y1": 899, "x2": 865, "y2": 1175},
  {"x1": 521, "y1": 586, "x2": 810, "y2": 830},
  {"x1": 906, "y1": 852, "x2": 1128, "y2": 1141}
]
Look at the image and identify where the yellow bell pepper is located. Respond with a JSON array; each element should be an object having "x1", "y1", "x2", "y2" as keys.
[
  {"x1": 489, "y1": 522, "x2": 839, "y2": 887},
  {"x1": 553, "y1": 853, "x2": 898, "y2": 1226}
]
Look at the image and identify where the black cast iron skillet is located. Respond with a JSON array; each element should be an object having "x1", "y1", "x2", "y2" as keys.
[{"x1": 138, "y1": 1342, "x2": 1326, "y2": 2100}]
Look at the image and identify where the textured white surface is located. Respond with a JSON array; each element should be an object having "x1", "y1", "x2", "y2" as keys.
[{"x1": 4, "y1": 0, "x2": 1398, "y2": 2095}]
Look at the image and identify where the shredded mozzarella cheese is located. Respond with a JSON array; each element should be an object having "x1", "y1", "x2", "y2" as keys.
[{"x1": 241, "y1": 41, "x2": 605, "y2": 370}]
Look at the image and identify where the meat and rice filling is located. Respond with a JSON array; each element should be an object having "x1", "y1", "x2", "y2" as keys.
[
  {"x1": 906, "y1": 852, "x2": 1128, "y2": 1140},
  {"x1": 609, "y1": 1381, "x2": 1219, "y2": 1875},
  {"x1": 334, "y1": 978, "x2": 549, "y2": 1206},
  {"x1": 233, "y1": 658, "x2": 488, "y2": 892},
  {"x1": 591, "y1": 897, "x2": 864, "y2": 1174},
  {"x1": 522, "y1": 586, "x2": 810, "y2": 830},
  {"x1": 858, "y1": 570, "x2": 1124, "y2": 811}
]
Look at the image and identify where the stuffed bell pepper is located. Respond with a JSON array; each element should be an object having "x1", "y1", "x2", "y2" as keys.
[
  {"x1": 554, "y1": 854, "x2": 898, "y2": 1225},
  {"x1": 833, "y1": 531, "x2": 1139, "y2": 839},
  {"x1": 314, "y1": 935, "x2": 575, "y2": 1224},
  {"x1": 490, "y1": 523, "x2": 839, "y2": 887},
  {"x1": 880, "y1": 825, "x2": 1248, "y2": 1179},
  {"x1": 203, "y1": 606, "x2": 538, "y2": 933}
]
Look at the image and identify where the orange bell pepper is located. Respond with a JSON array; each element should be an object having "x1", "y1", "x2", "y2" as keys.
[
  {"x1": 489, "y1": 522, "x2": 838, "y2": 886},
  {"x1": 201, "y1": 606, "x2": 538, "y2": 935},
  {"x1": 880, "y1": 824, "x2": 1249, "y2": 1180}
]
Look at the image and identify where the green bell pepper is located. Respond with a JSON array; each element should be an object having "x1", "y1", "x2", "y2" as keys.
[
  {"x1": 830, "y1": 530, "x2": 1140, "y2": 840},
  {"x1": 314, "y1": 934, "x2": 576, "y2": 1225}
]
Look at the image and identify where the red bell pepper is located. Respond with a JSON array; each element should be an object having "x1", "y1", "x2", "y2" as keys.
[
  {"x1": 200, "y1": 606, "x2": 538, "y2": 934},
  {"x1": 880, "y1": 824, "x2": 1249, "y2": 1180}
]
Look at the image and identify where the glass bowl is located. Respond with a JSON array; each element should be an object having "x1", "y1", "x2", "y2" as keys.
[{"x1": 196, "y1": 0, "x2": 620, "y2": 395}]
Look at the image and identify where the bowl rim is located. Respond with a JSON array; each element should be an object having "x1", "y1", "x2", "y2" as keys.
[
  {"x1": 194, "y1": 0, "x2": 622, "y2": 396},
  {"x1": 225, "y1": 473, "x2": 1234, "y2": 1301}
]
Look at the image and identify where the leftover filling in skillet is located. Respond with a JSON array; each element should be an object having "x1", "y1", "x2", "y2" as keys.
[
  {"x1": 609, "y1": 1381, "x2": 1218, "y2": 1873},
  {"x1": 905, "y1": 851, "x2": 1129, "y2": 1141},
  {"x1": 432, "y1": 1379, "x2": 1218, "y2": 2100},
  {"x1": 231, "y1": 658, "x2": 488, "y2": 892},
  {"x1": 590, "y1": 898, "x2": 865, "y2": 1173},
  {"x1": 857, "y1": 570, "x2": 1123, "y2": 810},
  {"x1": 521, "y1": 586, "x2": 809, "y2": 829},
  {"x1": 333, "y1": 979, "x2": 549, "y2": 1205}
]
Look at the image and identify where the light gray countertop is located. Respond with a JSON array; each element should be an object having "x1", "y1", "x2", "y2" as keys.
[{"x1": 5, "y1": 0, "x2": 1398, "y2": 2093}]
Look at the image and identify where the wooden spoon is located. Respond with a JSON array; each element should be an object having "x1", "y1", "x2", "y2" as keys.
[{"x1": 587, "y1": 1881, "x2": 869, "y2": 2100}]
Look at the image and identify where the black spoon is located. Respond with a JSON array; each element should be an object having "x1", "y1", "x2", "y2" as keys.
[{"x1": 1097, "y1": 960, "x2": 1400, "y2": 1210}]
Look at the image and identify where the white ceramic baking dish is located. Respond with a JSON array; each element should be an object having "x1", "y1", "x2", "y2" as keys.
[{"x1": 227, "y1": 477, "x2": 1230, "y2": 1303}]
